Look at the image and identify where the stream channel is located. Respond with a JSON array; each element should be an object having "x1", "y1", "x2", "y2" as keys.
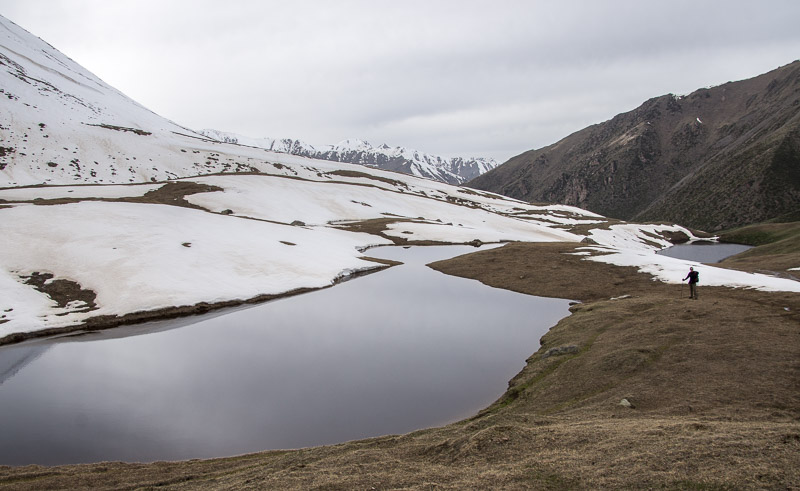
[{"x1": 0, "y1": 244, "x2": 574, "y2": 466}]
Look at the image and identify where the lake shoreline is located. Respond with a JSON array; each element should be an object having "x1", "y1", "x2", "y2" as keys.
[
  {"x1": 0, "y1": 257, "x2": 401, "y2": 347},
  {"x1": 0, "y1": 237, "x2": 491, "y2": 348},
  {"x1": 0, "y1": 243, "x2": 569, "y2": 466},
  {"x1": 1, "y1": 241, "x2": 798, "y2": 489}
]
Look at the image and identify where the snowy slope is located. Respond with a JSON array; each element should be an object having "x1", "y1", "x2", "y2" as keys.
[
  {"x1": 0, "y1": 15, "x2": 274, "y2": 186},
  {"x1": 0, "y1": 14, "x2": 590, "y2": 340},
  {"x1": 583, "y1": 224, "x2": 800, "y2": 292},
  {"x1": 199, "y1": 129, "x2": 498, "y2": 185},
  {"x1": 1, "y1": 14, "x2": 797, "y2": 345},
  {"x1": 0, "y1": 12, "x2": 494, "y2": 188},
  {"x1": 0, "y1": 172, "x2": 591, "y2": 339}
]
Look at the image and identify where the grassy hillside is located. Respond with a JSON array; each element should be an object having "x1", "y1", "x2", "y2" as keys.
[
  {"x1": 720, "y1": 221, "x2": 800, "y2": 248},
  {"x1": 716, "y1": 221, "x2": 800, "y2": 275}
]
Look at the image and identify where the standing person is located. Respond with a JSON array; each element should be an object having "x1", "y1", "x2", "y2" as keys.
[{"x1": 683, "y1": 266, "x2": 699, "y2": 299}]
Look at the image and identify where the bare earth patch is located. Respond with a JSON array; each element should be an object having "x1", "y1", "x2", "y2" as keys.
[
  {"x1": 19, "y1": 271, "x2": 97, "y2": 312},
  {"x1": 1, "y1": 241, "x2": 797, "y2": 489}
]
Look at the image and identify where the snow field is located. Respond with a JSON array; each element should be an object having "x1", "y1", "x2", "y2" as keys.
[
  {"x1": 2, "y1": 175, "x2": 797, "y2": 342},
  {"x1": 0, "y1": 183, "x2": 161, "y2": 201},
  {"x1": 0, "y1": 166, "x2": 594, "y2": 338},
  {"x1": 183, "y1": 175, "x2": 583, "y2": 244},
  {"x1": 584, "y1": 223, "x2": 800, "y2": 293},
  {"x1": 3, "y1": 11, "x2": 796, "y2": 342},
  {"x1": 0, "y1": 200, "x2": 391, "y2": 336}
]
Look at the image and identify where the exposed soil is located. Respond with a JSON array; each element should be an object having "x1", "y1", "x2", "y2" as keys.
[
  {"x1": 126, "y1": 181, "x2": 223, "y2": 209},
  {"x1": 0, "y1": 181, "x2": 223, "y2": 210},
  {"x1": 19, "y1": 271, "x2": 97, "y2": 311},
  {"x1": 325, "y1": 169, "x2": 410, "y2": 189},
  {"x1": 333, "y1": 217, "x2": 488, "y2": 247},
  {"x1": 86, "y1": 123, "x2": 152, "y2": 136},
  {"x1": 1, "y1": 242, "x2": 797, "y2": 489}
]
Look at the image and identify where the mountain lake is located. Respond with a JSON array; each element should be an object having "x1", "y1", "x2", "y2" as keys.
[
  {"x1": 657, "y1": 242, "x2": 753, "y2": 263},
  {"x1": 0, "y1": 244, "x2": 573, "y2": 465}
]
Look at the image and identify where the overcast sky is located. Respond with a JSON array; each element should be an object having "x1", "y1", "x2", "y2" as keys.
[{"x1": 4, "y1": 1, "x2": 800, "y2": 162}]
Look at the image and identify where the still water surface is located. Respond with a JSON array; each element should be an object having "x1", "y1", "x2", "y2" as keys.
[
  {"x1": 0, "y1": 245, "x2": 572, "y2": 465},
  {"x1": 657, "y1": 242, "x2": 752, "y2": 263}
]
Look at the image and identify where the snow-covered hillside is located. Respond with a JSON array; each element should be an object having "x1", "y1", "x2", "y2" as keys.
[
  {"x1": 0, "y1": 11, "x2": 493, "y2": 188},
  {"x1": 0, "y1": 15, "x2": 280, "y2": 186},
  {"x1": 0, "y1": 161, "x2": 599, "y2": 340},
  {"x1": 0, "y1": 14, "x2": 592, "y2": 341},
  {"x1": 2, "y1": 14, "x2": 797, "y2": 345},
  {"x1": 199, "y1": 129, "x2": 498, "y2": 185}
]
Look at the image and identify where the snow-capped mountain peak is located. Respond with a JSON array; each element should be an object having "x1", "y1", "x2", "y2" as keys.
[
  {"x1": 332, "y1": 138, "x2": 371, "y2": 150},
  {"x1": 198, "y1": 129, "x2": 498, "y2": 185}
]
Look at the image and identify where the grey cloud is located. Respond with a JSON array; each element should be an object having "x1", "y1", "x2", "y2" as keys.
[{"x1": 4, "y1": 0, "x2": 800, "y2": 163}]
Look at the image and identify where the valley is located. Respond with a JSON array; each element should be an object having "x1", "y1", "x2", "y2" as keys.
[
  {"x1": 1, "y1": 237, "x2": 797, "y2": 489},
  {"x1": 1, "y1": 11, "x2": 799, "y2": 490}
]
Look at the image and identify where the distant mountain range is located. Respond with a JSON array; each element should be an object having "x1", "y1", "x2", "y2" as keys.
[
  {"x1": 198, "y1": 130, "x2": 497, "y2": 185},
  {"x1": 469, "y1": 61, "x2": 800, "y2": 231}
]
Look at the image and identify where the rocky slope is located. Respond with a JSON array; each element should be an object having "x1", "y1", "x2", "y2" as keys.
[
  {"x1": 199, "y1": 130, "x2": 497, "y2": 185},
  {"x1": 469, "y1": 61, "x2": 800, "y2": 231}
]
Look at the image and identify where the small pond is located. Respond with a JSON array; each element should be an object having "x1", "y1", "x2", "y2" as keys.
[
  {"x1": 0, "y1": 245, "x2": 573, "y2": 465},
  {"x1": 657, "y1": 242, "x2": 753, "y2": 263}
]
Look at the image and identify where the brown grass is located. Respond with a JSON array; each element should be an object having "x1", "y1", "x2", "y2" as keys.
[{"x1": 1, "y1": 242, "x2": 798, "y2": 489}]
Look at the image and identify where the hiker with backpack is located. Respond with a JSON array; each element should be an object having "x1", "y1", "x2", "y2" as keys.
[{"x1": 683, "y1": 266, "x2": 699, "y2": 299}]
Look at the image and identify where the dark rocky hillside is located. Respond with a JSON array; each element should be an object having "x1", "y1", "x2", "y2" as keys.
[{"x1": 469, "y1": 61, "x2": 800, "y2": 231}]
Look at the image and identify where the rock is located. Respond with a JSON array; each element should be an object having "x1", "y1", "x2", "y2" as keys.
[
  {"x1": 618, "y1": 398, "x2": 636, "y2": 409},
  {"x1": 290, "y1": 220, "x2": 306, "y2": 226},
  {"x1": 220, "y1": 209, "x2": 233, "y2": 215},
  {"x1": 661, "y1": 230, "x2": 690, "y2": 244},
  {"x1": 541, "y1": 345, "x2": 579, "y2": 359}
]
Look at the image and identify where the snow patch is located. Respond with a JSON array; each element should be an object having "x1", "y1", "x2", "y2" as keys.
[{"x1": 581, "y1": 223, "x2": 800, "y2": 293}]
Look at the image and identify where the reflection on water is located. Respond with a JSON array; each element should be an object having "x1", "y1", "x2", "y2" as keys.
[
  {"x1": 0, "y1": 245, "x2": 573, "y2": 465},
  {"x1": 657, "y1": 242, "x2": 752, "y2": 263},
  {"x1": 0, "y1": 345, "x2": 48, "y2": 386}
]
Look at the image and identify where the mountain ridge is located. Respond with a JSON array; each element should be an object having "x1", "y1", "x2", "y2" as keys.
[
  {"x1": 469, "y1": 61, "x2": 800, "y2": 231},
  {"x1": 198, "y1": 129, "x2": 497, "y2": 185}
]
